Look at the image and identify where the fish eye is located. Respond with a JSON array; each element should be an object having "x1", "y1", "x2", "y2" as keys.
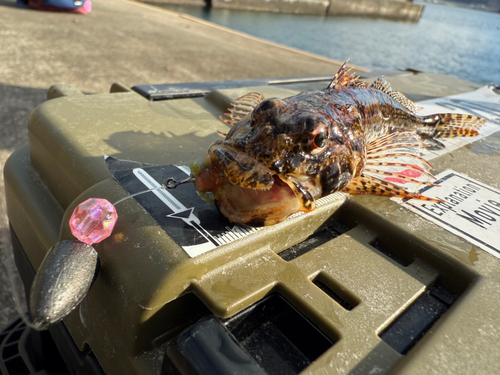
[
  {"x1": 313, "y1": 131, "x2": 328, "y2": 148},
  {"x1": 310, "y1": 129, "x2": 329, "y2": 155}
]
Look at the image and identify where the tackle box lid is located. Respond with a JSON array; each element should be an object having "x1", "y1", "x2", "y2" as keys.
[{"x1": 4, "y1": 71, "x2": 500, "y2": 375}]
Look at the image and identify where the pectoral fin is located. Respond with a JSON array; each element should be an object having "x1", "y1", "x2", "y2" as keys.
[
  {"x1": 219, "y1": 92, "x2": 266, "y2": 126},
  {"x1": 343, "y1": 131, "x2": 443, "y2": 202},
  {"x1": 342, "y1": 175, "x2": 443, "y2": 202}
]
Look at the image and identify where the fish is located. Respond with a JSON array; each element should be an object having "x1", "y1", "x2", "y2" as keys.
[{"x1": 192, "y1": 62, "x2": 485, "y2": 226}]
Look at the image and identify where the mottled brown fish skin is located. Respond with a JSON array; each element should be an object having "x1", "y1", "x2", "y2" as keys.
[
  {"x1": 212, "y1": 87, "x2": 428, "y2": 198},
  {"x1": 195, "y1": 69, "x2": 485, "y2": 225}
]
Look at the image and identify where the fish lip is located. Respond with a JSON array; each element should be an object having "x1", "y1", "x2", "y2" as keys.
[
  {"x1": 239, "y1": 173, "x2": 298, "y2": 197},
  {"x1": 212, "y1": 173, "x2": 301, "y2": 225},
  {"x1": 276, "y1": 174, "x2": 297, "y2": 195},
  {"x1": 236, "y1": 174, "x2": 295, "y2": 194}
]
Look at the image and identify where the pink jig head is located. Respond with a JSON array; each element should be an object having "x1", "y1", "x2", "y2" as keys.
[{"x1": 69, "y1": 198, "x2": 118, "y2": 245}]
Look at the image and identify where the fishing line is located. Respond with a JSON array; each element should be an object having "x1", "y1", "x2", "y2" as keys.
[{"x1": 111, "y1": 176, "x2": 195, "y2": 206}]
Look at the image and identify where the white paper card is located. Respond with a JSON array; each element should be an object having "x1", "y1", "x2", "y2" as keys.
[{"x1": 399, "y1": 170, "x2": 500, "y2": 259}]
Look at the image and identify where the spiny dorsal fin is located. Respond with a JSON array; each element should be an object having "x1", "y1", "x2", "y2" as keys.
[
  {"x1": 327, "y1": 60, "x2": 360, "y2": 90},
  {"x1": 371, "y1": 76, "x2": 423, "y2": 114},
  {"x1": 371, "y1": 76, "x2": 393, "y2": 94},
  {"x1": 219, "y1": 92, "x2": 265, "y2": 126},
  {"x1": 389, "y1": 91, "x2": 423, "y2": 113}
]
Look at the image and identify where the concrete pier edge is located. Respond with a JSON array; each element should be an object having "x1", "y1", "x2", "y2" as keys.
[
  {"x1": 139, "y1": 0, "x2": 424, "y2": 21},
  {"x1": 125, "y1": 0, "x2": 370, "y2": 71}
]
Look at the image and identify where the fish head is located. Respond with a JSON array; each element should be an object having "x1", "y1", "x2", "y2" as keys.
[{"x1": 194, "y1": 93, "x2": 362, "y2": 226}]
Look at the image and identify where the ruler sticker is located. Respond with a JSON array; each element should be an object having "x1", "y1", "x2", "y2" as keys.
[{"x1": 106, "y1": 157, "x2": 262, "y2": 257}]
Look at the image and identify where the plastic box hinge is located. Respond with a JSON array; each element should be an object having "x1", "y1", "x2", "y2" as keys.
[
  {"x1": 109, "y1": 83, "x2": 131, "y2": 93},
  {"x1": 47, "y1": 84, "x2": 84, "y2": 100}
]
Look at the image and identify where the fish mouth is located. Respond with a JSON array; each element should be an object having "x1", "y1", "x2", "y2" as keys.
[
  {"x1": 212, "y1": 174, "x2": 301, "y2": 226},
  {"x1": 194, "y1": 162, "x2": 304, "y2": 226}
]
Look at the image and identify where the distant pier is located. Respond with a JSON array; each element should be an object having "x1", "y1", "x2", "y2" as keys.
[{"x1": 143, "y1": 0, "x2": 424, "y2": 21}]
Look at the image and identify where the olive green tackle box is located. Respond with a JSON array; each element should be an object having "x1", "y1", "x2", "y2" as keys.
[{"x1": 3, "y1": 71, "x2": 500, "y2": 375}]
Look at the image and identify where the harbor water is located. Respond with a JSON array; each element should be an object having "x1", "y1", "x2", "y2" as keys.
[{"x1": 151, "y1": 2, "x2": 500, "y2": 85}]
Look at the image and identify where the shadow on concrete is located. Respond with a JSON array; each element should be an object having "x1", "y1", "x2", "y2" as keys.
[
  {"x1": 0, "y1": 83, "x2": 47, "y2": 332},
  {"x1": 0, "y1": 0, "x2": 21, "y2": 9},
  {"x1": 0, "y1": 83, "x2": 47, "y2": 151}
]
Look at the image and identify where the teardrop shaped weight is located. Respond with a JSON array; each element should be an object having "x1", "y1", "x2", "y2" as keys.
[{"x1": 29, "y1": 240, "x2": 99, "y2": 330}]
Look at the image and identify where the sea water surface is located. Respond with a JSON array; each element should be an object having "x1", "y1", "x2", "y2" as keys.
[{"x1": 152, "y1": 2, "x2": 500, "y2": 85}]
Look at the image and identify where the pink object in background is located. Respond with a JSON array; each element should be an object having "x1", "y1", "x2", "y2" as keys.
[
  {"x1": 83, "y1": 0, "x2": 91, "y2": 13},
  {"x1": 70, "y1": 198, "x2": 118, "y2": 245},
  {"x1": 23, "y1": 0, "x2": 92, "y2": 14}
]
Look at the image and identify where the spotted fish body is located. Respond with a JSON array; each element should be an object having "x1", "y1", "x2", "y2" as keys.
[{"x1": 193, "y1": 63, "x2": 485, "y2": 226}]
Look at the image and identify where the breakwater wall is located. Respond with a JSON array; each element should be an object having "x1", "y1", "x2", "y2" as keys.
[{"x1": 143, "y1": 0, "x2": 424, "y2": 21}]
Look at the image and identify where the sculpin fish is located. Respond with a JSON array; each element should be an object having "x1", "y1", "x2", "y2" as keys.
[{"x1": 192, "y1": 62, "x2": 485, "y2": 226}]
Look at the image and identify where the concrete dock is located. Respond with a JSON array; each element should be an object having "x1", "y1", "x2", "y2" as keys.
[
  {"x1": 145, "y1": 0, "x2": 424, "y2": 21},
  {"x1": 0, "y1": 0, "x2": 358, "y2": 331}
]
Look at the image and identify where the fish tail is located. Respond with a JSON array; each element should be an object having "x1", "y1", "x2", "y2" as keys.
[
  {"x1": 433, "y1": 113, "x2": 485, "y2": 137},
  {"x1": 418, "y1": 113, "x2": 485, "y2": 138}
]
